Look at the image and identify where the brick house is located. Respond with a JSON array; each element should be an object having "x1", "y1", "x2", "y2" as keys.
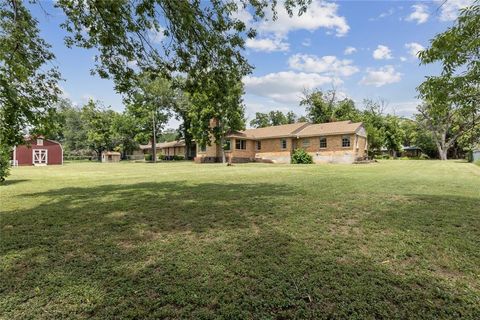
[
  {"x1": 139, "y1": 140, "x2": 196, "y2": 159},
  {"x1": 195, "y1": 120, "x2": 368, "y2": 164}
]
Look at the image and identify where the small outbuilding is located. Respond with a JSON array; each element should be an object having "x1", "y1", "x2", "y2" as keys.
[
  {"x1": 101, "y1": 151, "x2": 121, "y2": 163},
  {"x1": 13, "y1": 136, "x2": 63, "y2": 166}
]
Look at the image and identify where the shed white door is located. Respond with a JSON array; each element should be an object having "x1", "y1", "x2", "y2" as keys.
[{"x1": 33, "y1": 149, "x2": 48, "y2": 165}]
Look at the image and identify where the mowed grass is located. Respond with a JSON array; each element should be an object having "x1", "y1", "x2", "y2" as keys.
[{"x1": 1, "y1": 161, "x2": 479, "y2": 319}]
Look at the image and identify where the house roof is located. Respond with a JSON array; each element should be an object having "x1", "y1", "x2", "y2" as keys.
[
  {"x1": 295, "y1": 121, "x2": 364, "y2": 137},
  {"x1": 139, "y1": 140, "x2": 185, "y2": 150},
  {"x1": 227, "y1": 121, "x2": 364, "y2": 140},
  {"x1": 228, "y1": 122, "x2": 310, "y2": 139}
]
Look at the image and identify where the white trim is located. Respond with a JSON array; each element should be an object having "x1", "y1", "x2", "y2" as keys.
[
  {"x1": 13, "y1": 146, "x2": 16, "y2": 164},
  {"x1": 32, "y1": 149, "x2": 48, "y2": 165}
]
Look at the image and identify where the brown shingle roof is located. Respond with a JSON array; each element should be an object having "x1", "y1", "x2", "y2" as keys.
[
  {"x1": 227, "y1": 121, "x2": 363, "y2": 140},
  {"x1": 139, "y1": 140, "x2": 185, "y2": 150},
  {"x1": 295, "y1": 121, "x2": 364, "y2": 137},
  {"x1": 228, "y1": 122, "x2": 310, "y2": 139}
]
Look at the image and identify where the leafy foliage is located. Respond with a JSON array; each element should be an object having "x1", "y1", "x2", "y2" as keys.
[
  {"x1": 417, "y1": 1, "x2": 480, "y2": 160},
  {"x1": 55, "y1": 0, "x2": 309, "y2": 92},
  {"x1": 291, "y1": 148, "x2": 313, "y2": 164},
  {"x1": 81, "y1": 100, "x2": 117, "y2": 160},
  {"x1": 250, "y1": 110, "x2": 301, "y2": 128},
  {"x1": 0, "y1": 0, "x2": 61, "y2": 180},
  {"x1": 301, "y1": 89, "x2": 361, "y2": 124},
  {"x1": 189, "y1": 70, "x2": 245, "y2": 162}
]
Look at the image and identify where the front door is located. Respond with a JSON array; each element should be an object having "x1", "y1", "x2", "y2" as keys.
[{"x1": 33, "y1": 149, "x2": 48, "y2": 165}]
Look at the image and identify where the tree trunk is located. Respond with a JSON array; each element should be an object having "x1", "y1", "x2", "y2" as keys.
[
  {"x1": 152, "y1": 111, "x2": 157, "y2": 163},
  {"x1": 438, "y1": 147, "x2": 448, "y2": 160},
  {"x1": 220, "y1": 134, "x2": 226, "y2": 164}
]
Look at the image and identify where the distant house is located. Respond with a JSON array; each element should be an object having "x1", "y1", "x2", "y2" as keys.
[
  {"x1": 12, "y1": 136, "x2": 63, "y2": 166},
  {"x1": 381, "y1": 146, "x2": 422, "y2": 158},
  {"x1": 139, "y1": 140, "x2": 196, "y2": 160},
  {"x1": 195, "y1": 120, "x2": 368, "y2": 164}
]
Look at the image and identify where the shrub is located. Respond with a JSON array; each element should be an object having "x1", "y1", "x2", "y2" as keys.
[
  {"x1": 291, "y1": 149, "x2": 313, "y2": 164},
  {"x1": 144, "y1": 154, "x2": 152, "y2": 161},
  {"x1": 159, "y1": 154, "x2": 166, "y2": 160},
  {"x1": 173, "y1": 155, "x2": 185, "y2": 161},
  {"x1": 419, "y1": 153, "x2": 430, "y2": 160}
]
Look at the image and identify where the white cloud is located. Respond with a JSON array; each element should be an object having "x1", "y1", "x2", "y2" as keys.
[
  {"x1": 373, "y1": 45, "x2": 393, "y2": 60},
  {"x1": 359, "y1": 65, "x2": 402, "y2": 87},
  {"x1": 302, "y1": 38, "x2": 312, "y2": 47},
  {"x1": 288, "y1": 54, "x2": 359, "y2": 77},
  {"x1": 243, "y1": 71, "x2": 341, "y2": 103},
  {"x1": 148, "y1": 27, "x2": 165, "y2": 44},
  {"x1": 344, "y1": 46, "x2": 357, "y2": 55},
  {"x1": 406, "y1": 4, "x2": 429, "y2": 24},
  {"x1": 405, "y1": 42, "x2": 425, "y2": 58},
  {"x1": 370, "y1": 7, "x2": 395, "y2": 21},
  {"x1": 256, "y1": 0, "x2": 350, "y2": 37},
  {"x1": 245, "y1": 37, "x2": 289, "y2": 52},
  {"x1": 437, "y1": 0, "x2": 474, "y2": 21},
  {"x1": 399, "y1": 56, "x2": 407, "y2": 62}
]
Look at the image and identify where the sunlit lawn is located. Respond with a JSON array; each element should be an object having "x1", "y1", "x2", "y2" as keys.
[{"x1": 1, "y1": 160, "x2": 479, "y2": 319}]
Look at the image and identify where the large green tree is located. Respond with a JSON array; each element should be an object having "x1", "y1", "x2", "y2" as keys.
[
  {"x1": 81, "y1": 100, "x2": 117, "y2": 161},
  {"x1": 0, "y1": 0, "x2": 61, "y2": 181},
  {"x1": 301, "y1": 89, "x2": 360, "y2": 124},
  {"x1": 126, "y1": 73, "x2": 173, "y2": 162},
  {"x1": 417, "y1": 1, "x2": 480, "y2": 160},
  {"x1": 189, "y1": 69, "x2": 245, "y2": 164}
]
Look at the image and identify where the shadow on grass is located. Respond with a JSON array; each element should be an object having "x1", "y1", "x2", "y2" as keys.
[
  {"x1": 0, "y1": 179, "x2": 29, "y2": 186},
  {"x1": 1, "y1": 182, "x2": 479, "y2": 318}
]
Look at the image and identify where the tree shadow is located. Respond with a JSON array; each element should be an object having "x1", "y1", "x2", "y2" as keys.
[
  {"x1": 1, "y1": 183, "x2": 479, "y2": 318},
  {"x1": 0, "y1": 179, "x2": 29, "y2": 186}
]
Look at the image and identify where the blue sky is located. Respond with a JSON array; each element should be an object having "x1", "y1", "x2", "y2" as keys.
[{"x1": 30, "y1": 0, "x2": 473, "y2": 128}]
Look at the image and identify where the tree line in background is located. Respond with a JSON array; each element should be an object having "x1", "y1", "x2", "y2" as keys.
[{"x1": 1, "y1": 0, "x2": 479, "y2": 181}]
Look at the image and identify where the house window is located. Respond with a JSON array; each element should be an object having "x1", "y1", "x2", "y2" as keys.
[
  {"x1": 319, "y1": 137, "x2": 327, "y2": 149},
  {"x1": 280, "y1": 139, "x2": 287, "y2": 149},
  {"x1": 256, "y1": 141, "x2": 261, "y2": 151},
  {"x1": 302, "y1": 139, "x2": 310, "y2": 148},
  {"x1": 224, "y1": 139, "x2": 231, "y2": 151},
  {"x1": 342, "y1": 136, "x2": 351, "y2": 148},
  {"x1": 235, "y1": 139, "x2": 246, "y2": 150},
  {"x1": 200, "y1": 144, "x2": 206, "y2": 152},
  {"x1": 37, "y1": 138, "x2": 43, "y2": 146}
]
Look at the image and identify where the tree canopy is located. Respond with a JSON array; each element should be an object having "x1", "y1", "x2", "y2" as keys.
[{"x1": 417, "y1": 1, "x2": 480, "y2": 160}]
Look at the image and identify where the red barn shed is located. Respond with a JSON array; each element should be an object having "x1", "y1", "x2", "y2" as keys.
[{"x1": 13, "y1": 136, "x2": 63, "y2": 166}]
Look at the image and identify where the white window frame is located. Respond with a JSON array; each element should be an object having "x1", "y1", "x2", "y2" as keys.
[
  {"x1": 37, "y1": 138, "x2": 43, "y2": 146},
  {"x1": 280, "y1": 139, "x2": 287, "y2": 150}
]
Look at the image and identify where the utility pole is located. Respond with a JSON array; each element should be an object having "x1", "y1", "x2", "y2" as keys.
[{"x1": 152, "y1": 110, "x2": 157, "y2": 163}]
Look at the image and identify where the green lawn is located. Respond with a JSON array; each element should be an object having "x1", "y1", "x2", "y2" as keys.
[{"x1": 1, "y1": 161, "x2": 479, "y2": 319}]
